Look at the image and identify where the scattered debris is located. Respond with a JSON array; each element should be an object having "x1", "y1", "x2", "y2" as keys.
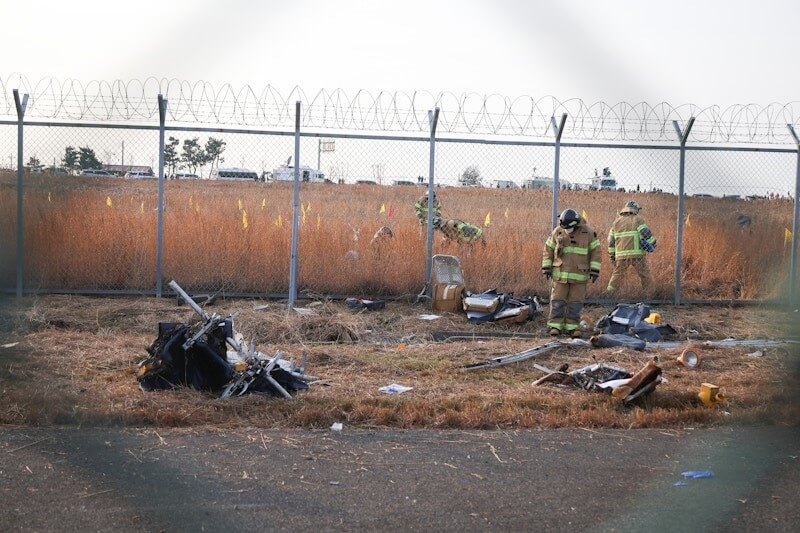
[
  {"x1": 463, "y1": 290, "x2": 542, "y2": 324},
  {"x1": 137, "y1": 280, "x2": 310, "y2": 399},
  {"x1": 681, "y1": 470, "x2": 715, "y2": 479},
  {"x1": 589, "y1": 333, "x2": 646, "y2": 351},
  {"x1": 345, "y1": 297, "x2": 386, "y2": 311},
  {"x1": 677, "y1": 348, "x2": 701, "y2": 368},
  {"x1": 418, "y1": 314, "x2": 442, "y2": 321},
  {"x1": 378, "y1": 383, "x2": 413, "y2": 394},
  {"x1": 698, "y1": 383, "x2": 725, "y2": 407},
  {"x1": 534, "y1": 359, "x2": 663, "y2": 404},
  {"x1": 463, "y1": 341, "x2": 565, "y2": 371},
  {"x1": 431, "y1": 255, "x2": 465, "y2": 313},
  {"x1": 293, "y1": 307, "x2": 319, "y2": 317},
  {"x1": 1, "y1": 342, "x2": 19, "y2": 348},
  {"x1": 745, "y1": 350, "x2": 764, "y2": 358},
  {"x1": 330, "y1": 422, "x2": 343, "y2": 432},
  {"x1": 595, "y1": 303, "x2": 676, "y2": 342}
]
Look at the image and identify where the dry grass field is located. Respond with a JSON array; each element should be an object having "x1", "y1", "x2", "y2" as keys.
[
  {"x1": 0, "y1": 172, "x2": 796, "y2": 300},
  {"x1": 1, "y1": 294, "x2": 798, "y2": 430}
]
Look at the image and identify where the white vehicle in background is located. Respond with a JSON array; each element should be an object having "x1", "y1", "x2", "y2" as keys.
[
  {"x1": 172, "y1": 172, "x2": 199, "y2": 180},
  {"x1": 210, "y1": 168, "x2": 260, "y2": 181},
  {"x1": 493, "y1": 180, "x2": 519, "y2": 189},
  {"x1": 270, "y1": 164, "x2": 326, "y2": 183},
  {"x1": 80, "y1": 169, "x2": 116, "y2": 177},
  {"x1": 591, "y1": 167, "x2": 618, "y2": 191}
]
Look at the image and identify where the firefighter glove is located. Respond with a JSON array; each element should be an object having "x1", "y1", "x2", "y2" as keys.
[{"x1": 542, "y1": 269, "x2": 552, "y2": 280}]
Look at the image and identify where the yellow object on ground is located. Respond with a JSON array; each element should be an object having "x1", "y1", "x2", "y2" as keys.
[
  {"x1": 644, "y1": 312, "x2": 661, "y2": 324},
  {"x1": 698, "y1": 382, "x2": 725, "y2": 407}
]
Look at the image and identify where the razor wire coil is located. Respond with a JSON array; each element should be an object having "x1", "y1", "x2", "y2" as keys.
[{"x1": 1, "y1": 74, "x2": 798, "y2": 144}]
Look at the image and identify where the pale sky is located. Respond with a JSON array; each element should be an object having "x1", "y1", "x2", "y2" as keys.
[{"x1": 2, "y1": 0, "x2": 798, "y2": 107}]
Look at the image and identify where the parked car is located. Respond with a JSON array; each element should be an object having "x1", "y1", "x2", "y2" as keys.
[
  {"x1": 125, "y1": 170, "x2": 156, "y2": 179},
  {"x1": 80, "y1": 169, "x2": 116, "y2": 177}
]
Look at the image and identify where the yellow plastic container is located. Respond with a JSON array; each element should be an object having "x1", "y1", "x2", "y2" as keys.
[{"x1": 698, "y1": 383, "x2": 725, "y2": 407}]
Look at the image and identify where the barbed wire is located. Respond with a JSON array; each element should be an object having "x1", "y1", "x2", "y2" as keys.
[{"x1": 1, "y1": 74, "x2": 798, "y2": 144}]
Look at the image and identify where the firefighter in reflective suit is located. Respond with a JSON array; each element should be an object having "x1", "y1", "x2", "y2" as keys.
[
  {"x1": 542, "y1": 209, "x2": 601, "y2": 338},
  {"x1": 606, "y1": 200, "x2": 657, "y2": 293}
]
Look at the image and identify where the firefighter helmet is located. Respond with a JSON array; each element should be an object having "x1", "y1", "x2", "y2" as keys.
[
  {"x1": 558, "y1": 209, "x2": 581, "y2": 229},
  {"x1": 622, "y1": 200, "x2": 641, "y2": 214}
]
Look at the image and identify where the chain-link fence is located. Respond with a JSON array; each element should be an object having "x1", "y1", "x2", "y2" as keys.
[{"x1": 1, "y1": 91, "x2": 798, "y2": 304}]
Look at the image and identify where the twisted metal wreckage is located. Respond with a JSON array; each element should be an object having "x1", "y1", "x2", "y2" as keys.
[{"x1": 136, "y1": 281, "x2": 311, "y2": 399}]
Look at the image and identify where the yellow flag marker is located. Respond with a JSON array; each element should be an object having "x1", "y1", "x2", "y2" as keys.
[
  {"x1": 237, "y1": 198, "x2": 243, "y2": 211},
  {"x1": 484, "y1": 212, "x2": 491, "y2": 227},
  {"x1": 581, "y1": 209, "x2": 589, "y2": 221},
  {"x1": 140, "y1": 201, "x2": 144, "y2": 214},
  {"x1": 379, "y1": 203, "x2": 386, "y2": 214},
  {"x1": 786, "y1": 228, "x2": 794, "y2": 247},
  {"x1": 106, "y1": 196, "x2": 113, "y2": 208},
  {"x1": 242, "y1": 209, "x2": 249, "y2": 230},
  {"x1": 48, "y1": 192, "x2": 51, "y2": 203},
  {"x1": 261, "y1": 198, "x2": 266, "y2": 209},
  {"x1": 275, "y1": 214, "x2": 283, "y2": 228},
  {"x1": 504, "y1": 207, "x2": 509, "y2": 219}
]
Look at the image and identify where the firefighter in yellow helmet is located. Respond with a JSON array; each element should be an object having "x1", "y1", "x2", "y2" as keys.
[
  {"x1": 606, "y1": 200, "x2": 657, "y2": 293},
  {"x1": 542, "y1": 209, "x2": 601, "y2": 338}
]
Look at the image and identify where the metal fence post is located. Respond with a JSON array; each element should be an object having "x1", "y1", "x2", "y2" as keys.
[
  {"x1": 288, "y1": 101, "x2": 301, "y2": 308},
  {"x1": 550, "y1": 113, "x2": 567, "y2": 229},
  {"x1": 13, "y1": 89, "x2": 29, "y2": 298},
  {"x1": 672, "y1": 117, "x2": 695, "y2": 305},
  {"x1": 424, "y1": 108, "x2": 440, "y2": 297},
  {"x1": 788, "y1": 124, "x2": 800, "y2": 305},
  {"x1": 155, "y1": 94, "x2": 167, "y2": 297}
]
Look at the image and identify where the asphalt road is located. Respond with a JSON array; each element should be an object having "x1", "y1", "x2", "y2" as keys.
[{"x1": 1, "y1": 426, "x2": 798, "y2": 532}]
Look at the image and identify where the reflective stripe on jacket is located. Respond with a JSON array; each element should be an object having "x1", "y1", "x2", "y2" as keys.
[
  {"x1": 542, "y1": 220, "x2": 601, "y2": 283},
  {"x1": 608, "y1": 213, "x2": 656, "y2": 259}
]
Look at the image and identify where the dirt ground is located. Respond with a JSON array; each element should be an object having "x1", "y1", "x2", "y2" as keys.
[{"x1": 0, "y1": 294, "x2": 798, "y2": 429}]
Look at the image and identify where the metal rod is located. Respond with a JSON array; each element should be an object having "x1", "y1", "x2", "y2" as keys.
[
  {"x1": 13, "y1": 90, "x2": 28, "y2": 298},
  {"x1": 788, "y1": 124, "x2": 800, "y2": 306},
  {"x1": 550, "y1": 113, "x2": 567, "y2": 229},
  {"x1": 288, "y1": 101, "x2": 301, "y2": 308},
  {"x1": 155, "y1": 95, "x2": 167, "y2": 298},
  {"x1": 673, "y1": 117, "x2": 695, "y2": 306},
  {"x1": 317, "y1": 138, "x2": 321, "y2": 173},
  {"x1": 167, "y1": 280, "x2": 209, "y2": 319},
  {"x1": 424, "y1": 108, "x2": 440, "y2": 296}
]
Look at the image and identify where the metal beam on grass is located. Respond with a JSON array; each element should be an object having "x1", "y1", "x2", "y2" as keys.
[
  {"x1": 13, "y1": 89, "x2": 28, "y2": 298},
  {"x1": 672, "y1": 117, "x2": 695, "y2": 306},
  {"x1": 550, "y1": 113, "x2": 567, "y2": 230},
  {"x1": 288, "y1": 101, "x2": 301, "y2": 309}
]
